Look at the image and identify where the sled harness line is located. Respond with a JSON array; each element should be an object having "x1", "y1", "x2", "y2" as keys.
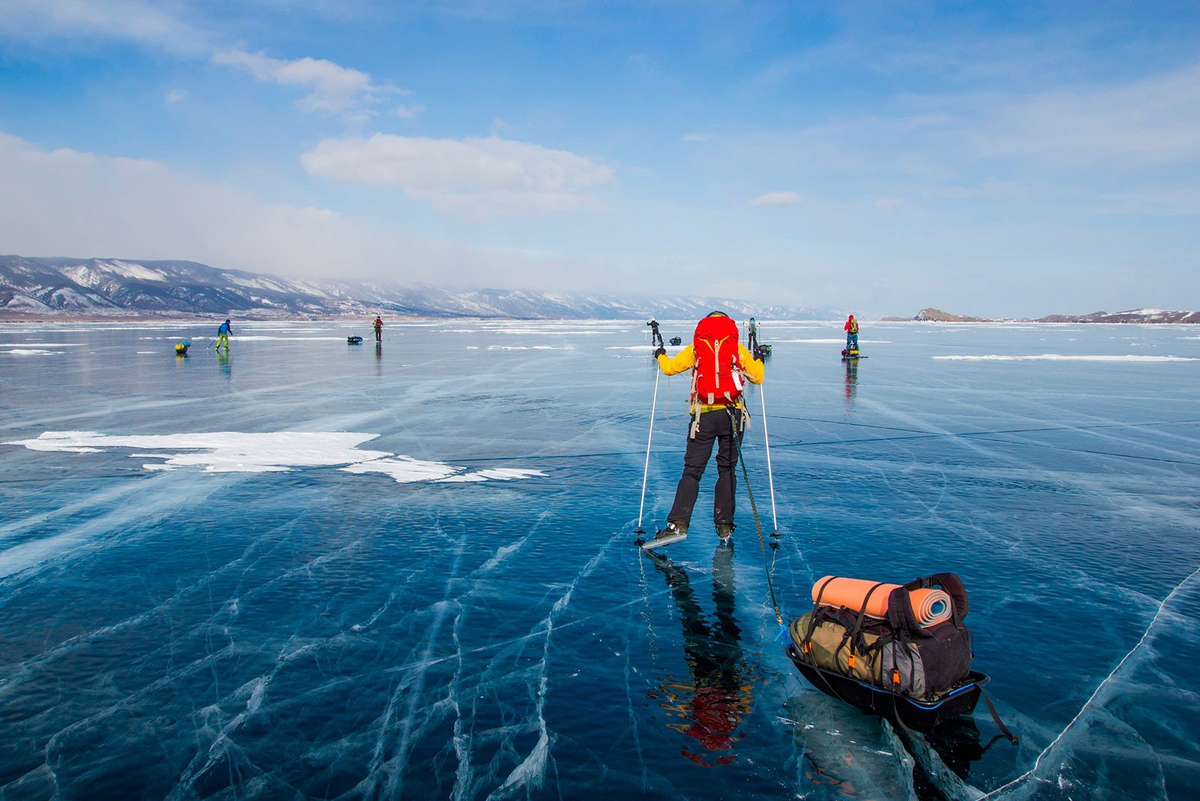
[{"x1": 731, "y1": 405, "x2": 783, "y2": 628}]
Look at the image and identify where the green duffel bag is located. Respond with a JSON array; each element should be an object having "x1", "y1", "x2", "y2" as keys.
[{"x1": 789, "y1": 610, "x2": 885, "y2": 685}]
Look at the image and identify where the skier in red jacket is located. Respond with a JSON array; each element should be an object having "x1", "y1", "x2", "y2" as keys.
[{"x1": 844, "y1": 315, "x2": 859, "y2": 352}]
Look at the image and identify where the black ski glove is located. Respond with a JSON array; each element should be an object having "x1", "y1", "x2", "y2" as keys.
[{"x1": 653, "y1": 346, "x2": 667, "y2": 358}]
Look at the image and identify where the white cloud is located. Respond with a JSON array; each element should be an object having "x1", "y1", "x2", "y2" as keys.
[
  {"x1": 301, "y1": 134, "x2": 615, "y2": 217},
  {"x1": 0, "y1": 131, "x2": 559, "y2": 283},
  {"x1": 976, "y1": 63, "x2": 1200, "y2": 166},
  {"x1": 165, "y1": 89, "x2": 186, "y2": 103},
  {"x1": 213, "y1": 48, "x2": 405, "y2": 120},
  {"x1": 0, "y1": 0, "x2": 208, "y2": 54},
  {"x1": 749, "y1": 190, "x2": 801, "y2": 207},
  {"x1": 680, "y1": 133, "x2": 708, "y2": 143},
  {"x1": 395, "y1": 103, "x2": 426, "y2": 119}
]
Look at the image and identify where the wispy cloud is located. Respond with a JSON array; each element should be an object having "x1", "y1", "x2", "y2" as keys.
[
  {"x1": 0, "y1": 131, "x2": 542, "y2": 283},
  {"x1": 165, "y1": 89, "x2": 186, "y2": 103},
  {"x1": 975, "y1": 62, "x2": 1200, "y2": 167},
  {"x1": 394, "y1": 103, "x2": 426, "y2": 119},
  {"x1": 301, "y1": 134, "x2": 615, "y2": 217},
  {"x1": 749, "y1": 190, "x2": 800, "y2": 207},
  {"x1": 0, "y1": 0, "x2": 208, "y2": 54},
  {"x1": 1099, "y1": 189, "x2": 1200, "y2": 216},
  {"x1": 213, "y1": 49, "x2": 407, "y2": 121},
  {"x1": 680, "y1": 133, "x2": 708, "y2": 143}
]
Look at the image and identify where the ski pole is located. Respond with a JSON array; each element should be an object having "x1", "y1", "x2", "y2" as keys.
[
  {"x1": 760, "y1": 379, "x2": 778, "y2": 535},
  {"x1": 636, "y1": 320, "x2": 665, "y2": 544}
]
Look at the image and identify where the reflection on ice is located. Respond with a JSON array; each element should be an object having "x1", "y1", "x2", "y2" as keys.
[
  {"x1": 643, "y1": 547, "x2": 758, "y2": 766},
  {"x1": 783, "y1": 692, "x2": 914, "y2": 798}
]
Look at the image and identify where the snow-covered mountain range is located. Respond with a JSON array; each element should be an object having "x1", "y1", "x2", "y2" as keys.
[{"x1": 0, "y1": 256, "x2": 835, "y2": 320}]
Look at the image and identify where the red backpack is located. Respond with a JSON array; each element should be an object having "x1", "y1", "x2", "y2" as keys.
[{"x1": 692, "y1": 313, "x2": 743, "y2": 405}]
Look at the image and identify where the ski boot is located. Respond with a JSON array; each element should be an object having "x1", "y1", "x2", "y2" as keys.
[{"x1": 642, "y1": 521, "x2": 688, "y2": 550}]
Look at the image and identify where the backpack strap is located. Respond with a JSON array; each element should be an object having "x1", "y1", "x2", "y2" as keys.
[
  {"x1": 886, "y1": 585, "x2": 929, "y2": 637},
  {"x1": 903, "y1": 572, "x2": 969, "y2": 629},
  {"x1": 836, "y1": 581, "x2": 886, "y2": 674},
  {"x1": 800, "y1": 576, "x2": 837, "y2": 655},
  {"x1": 927, "y1": 572, "x2": 969, "y2": 624}
]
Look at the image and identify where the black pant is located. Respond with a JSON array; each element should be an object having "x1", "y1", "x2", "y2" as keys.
[{"x1": 668, "y1": 409, "x2": 739, "y2": 527}]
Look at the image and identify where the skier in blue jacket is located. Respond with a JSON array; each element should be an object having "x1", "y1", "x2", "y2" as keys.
[{"x1": 215, "y1": 319, "x2": 232, "y2": 352}]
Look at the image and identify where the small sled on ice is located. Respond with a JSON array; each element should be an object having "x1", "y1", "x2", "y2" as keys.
[
  {"x1": 669, "y1": 336, "x2": 682, "y2": 346},
  {"x1": 174, "y1": 342, "x2": 190, "y2": 356},
  {"x1": 347, "y1": 336, "x2": 364, "y2": 345},
  {"x1": 786, "y1": 649, "x2": 989, "y2": 732},
  {"x1": 785, "y1": 574, "x2": 1017, "y2": 738},
  {"x1": 841, "y1": 348, "x2": 864, "y2": 361}
]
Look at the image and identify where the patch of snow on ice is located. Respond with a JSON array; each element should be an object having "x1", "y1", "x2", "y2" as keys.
[
  {"x1": 5, "y1": 431, "x2": 546, "y2": 486},
  {"x1": 341, "y1": 456, "x2": 460, "y2": 483},
  {"x1": 933, "y1": 354, "x2": 1198, "y2": 362},
  {"x1": 440, "y1": 468, "x2": 547, "y2": 482},
  {"x1": 772, "y1": 338, "x2": 892, "y2": 344},
  {"x1": 6, "y1": 431, "x2": 390, "y2": 472}
]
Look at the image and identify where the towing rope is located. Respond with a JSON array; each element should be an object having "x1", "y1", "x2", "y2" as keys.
[{"x1": 733, "y1": 407, "x2": 784, "y2": 628}]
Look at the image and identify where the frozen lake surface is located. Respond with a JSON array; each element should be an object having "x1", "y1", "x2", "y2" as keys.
[{"x1": 1, "y1": 319, "x2": 1198, "y2": 799}]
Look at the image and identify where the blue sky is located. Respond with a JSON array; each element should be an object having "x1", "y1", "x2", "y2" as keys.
[{"x1": 1, "y1": 1, "x2": 1198, "y2": 316}]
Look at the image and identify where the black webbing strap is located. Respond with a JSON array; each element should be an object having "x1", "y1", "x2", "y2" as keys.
[
  {"x1": 802, "y1": 577, "x2": 836, "y2": 648},
  {"x1": 978, "y1": 685, "x2": 1019, "y2": 745},
  {"x1": 851, "y1": 582, "x2": 887, "y2": 635}
]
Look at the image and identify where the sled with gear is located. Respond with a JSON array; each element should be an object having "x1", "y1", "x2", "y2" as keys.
[
  {"x1": 841, "y1": 348, "x2": 863, "y2": 361},
  {"x1": 347, "y1": 336, "x2": 364, "y2": 345},
  {"x1": 174, "y1": 341, "x2": 190, "y2": 356},
  {"x1": 669, "y1": 336, "x2": 682, "y2": 346},
  {"x1": 785, "y1": 574, "x2": 1017, "y2": 738}
]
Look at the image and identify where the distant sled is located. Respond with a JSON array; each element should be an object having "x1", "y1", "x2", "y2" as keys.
[
  {"x1": 347, "y1": 336, "x2": 364, "y2": 345},
  {"x1": 841, "y1": 348, "x2": 865, "y2": 361}
]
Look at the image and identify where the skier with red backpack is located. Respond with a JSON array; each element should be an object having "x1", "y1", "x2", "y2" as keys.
[{"x1": 644, "y1": 311, "x2": 765, "y2": 549}]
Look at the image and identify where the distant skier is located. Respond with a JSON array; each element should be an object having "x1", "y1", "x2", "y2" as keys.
[
  {"x1": 844, "y1": 314, "x2": 859, "y2": 352},
  {"x1": 645, "y1": 311, "x2": 765, "y2": 549},
  {"x1": 373, "y1": 315, "x2": 383, "y2": 343},
  {"x1": 215, "y1": 319, "x2": 232, "y2": 352}
]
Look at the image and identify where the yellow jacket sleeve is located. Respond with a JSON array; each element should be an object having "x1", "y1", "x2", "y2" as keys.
[
  {"x1": 656, "y1": 345, "x2": 696, "y2": 376},
  {"x1": 739, "y1": 344, "x2": 764, "y2": 385}
]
